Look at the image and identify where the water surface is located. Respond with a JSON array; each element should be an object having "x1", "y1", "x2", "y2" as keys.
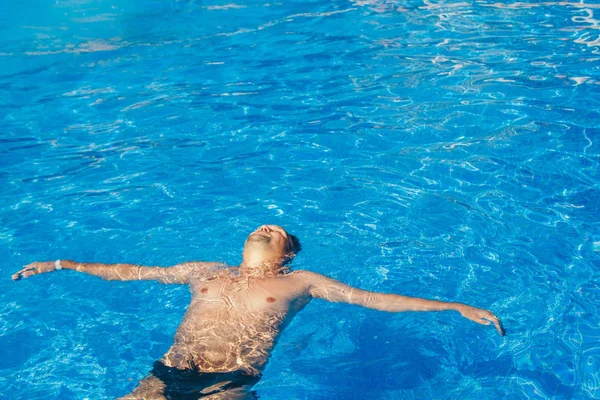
[{"x1": 1, "y1": 0, "x2": 599, "y2": 398}]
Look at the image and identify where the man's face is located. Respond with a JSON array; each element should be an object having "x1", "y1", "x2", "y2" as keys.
[{"x1": 246, "y1": 225, "x2": 291, "y2": 256}]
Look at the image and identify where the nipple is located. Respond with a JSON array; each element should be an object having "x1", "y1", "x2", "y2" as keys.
[
  {"x1": 201, "y1": 288, "x2": 208, "y2": 294},
  {"x1": 266, "y1": 297, "x2": 276, "y2": 303}
]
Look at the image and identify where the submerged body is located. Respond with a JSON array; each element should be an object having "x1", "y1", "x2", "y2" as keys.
[
  {"x1": 163, "y1": 268, "x2": 309, "y2": 375},
  {"x1": 125, "y1": 266, "x2": 315, "y2": 399},
  {"x1": 13, "y1": 225, "x2": 504, "y2": 399}
]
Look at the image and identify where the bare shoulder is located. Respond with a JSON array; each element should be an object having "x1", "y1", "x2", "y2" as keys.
[
  {"x1": 178, "y1": 261, "x2": 222, "y2": 267},
  {"x1": 287, "y1": 270, "x2": 324, "y2": 285},
  {"x1": 288, "y1": 269, "x2": 313, "y2": 278}
]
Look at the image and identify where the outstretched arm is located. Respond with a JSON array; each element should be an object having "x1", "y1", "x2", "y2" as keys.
[
  {"x1": 299, "y1": 271, "x2": 505, "y2": 336},
  {"x1": 12, "y1": 260, "x2": 215, "y2": 284}
]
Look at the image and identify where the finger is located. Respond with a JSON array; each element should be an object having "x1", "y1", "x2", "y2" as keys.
[
  {"x1": 16, "y1": 264, "x2": 36, "y2": 273},
  {"x1": 21, "y1": 270, "x2": 37, "y2": 278},
  {"x1": 482, "y1": 311, "x2": 505, "y2": 336},
  {"x1": 493, "y1": 319, "x2": 506, "y2": 336},
  {"x1": 12, "y1": 266, "x2": 37, "y2": 280},
  {"x1": 485, "y1": 311, "x2": 499, "y2": 321}
]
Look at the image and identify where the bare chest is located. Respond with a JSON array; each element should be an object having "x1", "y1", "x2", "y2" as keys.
[{"x1": 189, "y1": 275, "x2": 306, "y2": 314}]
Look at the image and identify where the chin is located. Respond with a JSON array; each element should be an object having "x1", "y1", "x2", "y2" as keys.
[
  {"x1": 247, "y1": 234, "x2": 271, "y2": 245},
  {"x1": 249, "y1": 232, "x2": 267, "y2": 240}
]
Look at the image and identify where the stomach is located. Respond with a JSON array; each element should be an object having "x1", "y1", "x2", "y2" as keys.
[{"x1": 164, "y1": 307, "x2": 285, "y2": 374}]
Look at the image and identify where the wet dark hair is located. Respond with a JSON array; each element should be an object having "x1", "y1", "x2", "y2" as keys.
[
  {"x1": 281, "y1": 234, "x2": 302, "y2": 265},
  {"x1": 288, "y1": 234, "x2": 302, "y2": 255}
]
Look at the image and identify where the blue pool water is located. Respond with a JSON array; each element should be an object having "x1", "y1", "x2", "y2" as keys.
[{"x1": 1, "y1": 0, "x2": 599, "y2": 398}]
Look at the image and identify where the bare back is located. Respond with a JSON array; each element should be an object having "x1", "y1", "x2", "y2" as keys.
[{"x1": 162, "y1": 268, "x2": 312, "y2": 375}]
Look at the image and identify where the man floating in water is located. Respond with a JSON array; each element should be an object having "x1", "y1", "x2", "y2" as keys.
[{"x1": 13, "y1": 225, "x2": 504, "y2": 399}]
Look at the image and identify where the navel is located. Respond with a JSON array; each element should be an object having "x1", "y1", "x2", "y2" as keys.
[
  {"x1": 200, "y1": 288, "x2": 208, "y2": 294},
  {"x1": 266, "y1": 297, "x2": 276, "y2": 303}
]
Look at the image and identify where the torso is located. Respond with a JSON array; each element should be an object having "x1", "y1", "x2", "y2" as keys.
[{"x1": 161, "y1": 268, "x2": 312, "y2": 375}]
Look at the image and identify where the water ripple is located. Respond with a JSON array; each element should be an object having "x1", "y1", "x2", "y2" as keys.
[{"x1": 1, "y1": 0, "x2": 599, "y2": 399}]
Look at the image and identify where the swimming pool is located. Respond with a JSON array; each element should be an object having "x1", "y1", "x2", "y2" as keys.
[{"x1": 1, "y1": 0, "x2": 599, "y2": 398}]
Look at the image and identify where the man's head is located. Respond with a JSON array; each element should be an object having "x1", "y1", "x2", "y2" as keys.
[{"x1": 242, "y1": 225, "x2": 301, "y2": 268}]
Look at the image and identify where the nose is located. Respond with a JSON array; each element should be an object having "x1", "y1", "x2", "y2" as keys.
[{"x1": 258, "y1": 225, "x2": 272, "y2": 233}]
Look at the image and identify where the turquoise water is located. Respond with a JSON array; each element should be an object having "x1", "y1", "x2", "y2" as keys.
[{"x1": 1, "y1": 0, "x2": 599, "y2": 398}]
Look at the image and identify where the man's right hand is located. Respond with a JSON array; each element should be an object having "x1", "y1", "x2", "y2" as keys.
[{"x1": 12, "y1": 261, "x2": 60, "y2": 280}]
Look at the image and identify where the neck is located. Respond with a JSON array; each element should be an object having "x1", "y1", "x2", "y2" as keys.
[{"x1": 239, "y1": 258, "x2": 289, "y2": 277}]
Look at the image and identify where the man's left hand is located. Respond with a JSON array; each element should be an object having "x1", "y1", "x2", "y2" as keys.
[{"x1": 457, "y1": 304, "x2": 506, "y2": 336}]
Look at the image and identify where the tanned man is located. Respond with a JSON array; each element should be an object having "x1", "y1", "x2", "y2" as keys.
[{"x1": 13, "y1": 224, "x2": 504, "y2": 399}]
